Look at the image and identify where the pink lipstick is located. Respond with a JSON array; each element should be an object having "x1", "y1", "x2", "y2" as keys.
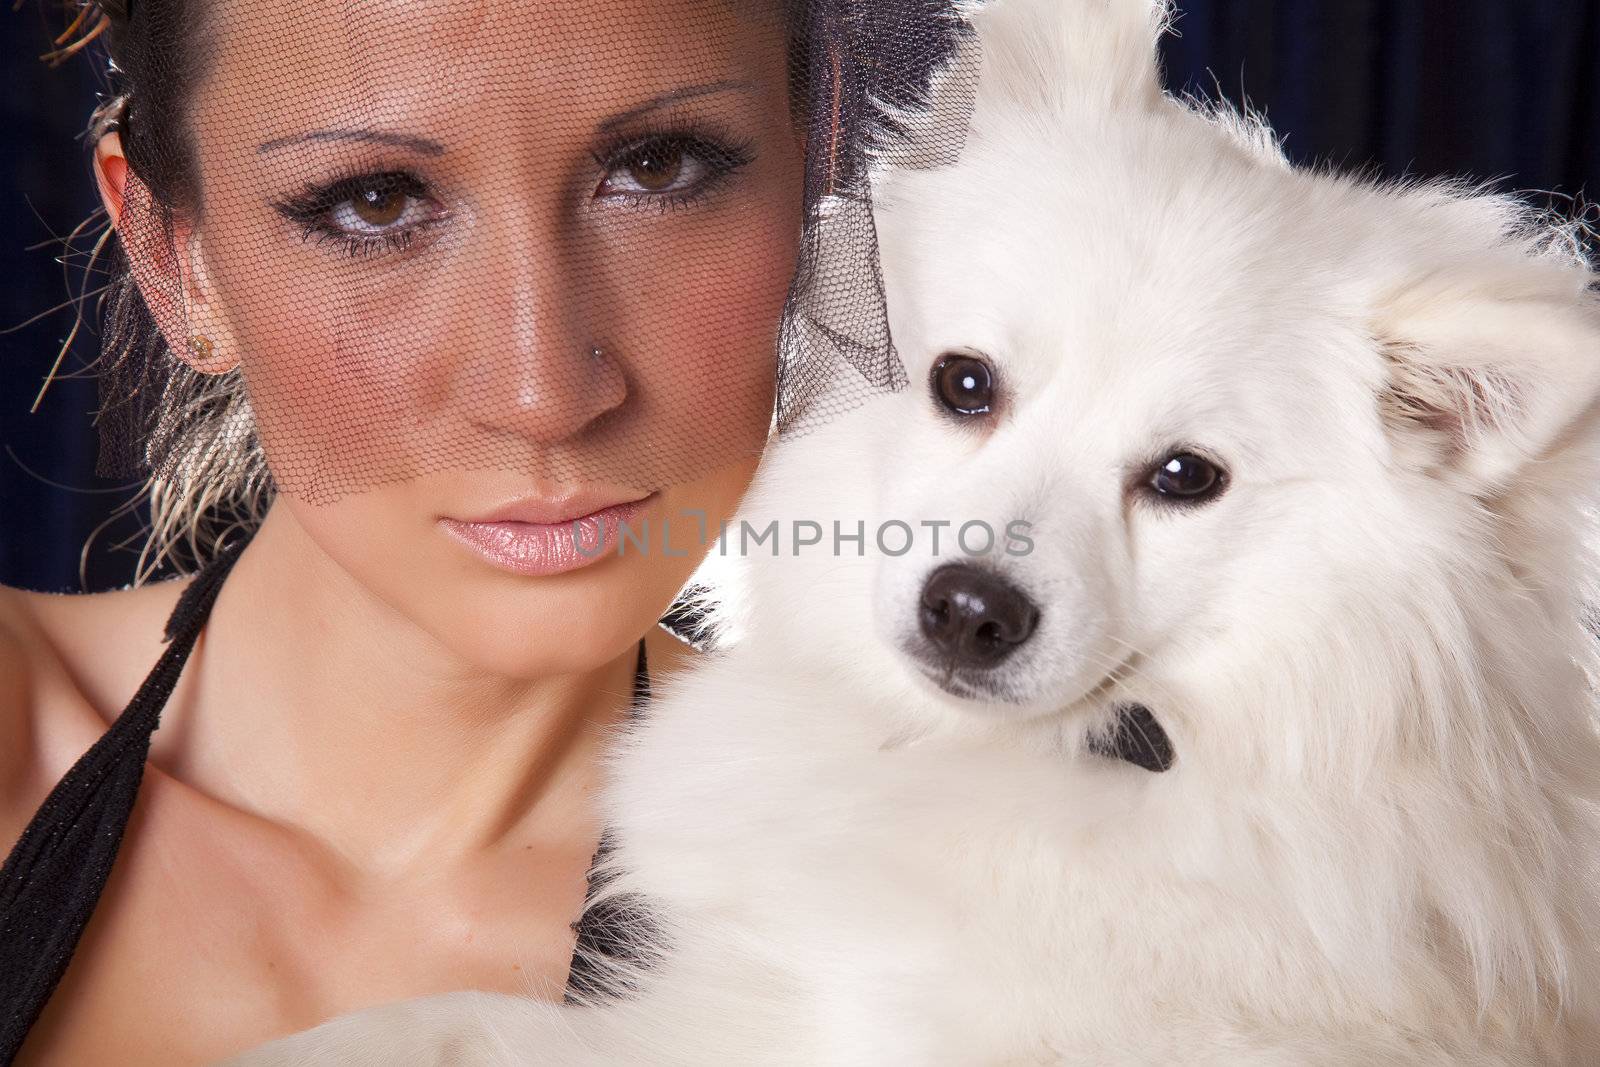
[{"x1": 441, "y1": 490, "x2": 655, "y2": 577}]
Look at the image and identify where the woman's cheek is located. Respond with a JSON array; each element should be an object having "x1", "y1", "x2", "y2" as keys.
[
  {"x1": 220, "y1": 248, "x2": 465, "y2": 500},
  {"x1": 617, "y1": 211, "x2": 798, "y2": 456}
]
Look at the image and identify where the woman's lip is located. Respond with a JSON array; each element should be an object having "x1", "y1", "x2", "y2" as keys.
[
  {"x1": 459, "y1": 489, "x2": 656, "y2": 527},
  {"x1": 440, "y1": 493, "x2": 656, "y2": 577}
]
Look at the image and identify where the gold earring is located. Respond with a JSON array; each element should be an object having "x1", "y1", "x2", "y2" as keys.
[{"x1": 187, "y1": 334, "x2": 215, "y2": 362}]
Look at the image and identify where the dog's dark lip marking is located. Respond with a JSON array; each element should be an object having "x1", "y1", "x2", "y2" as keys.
[
  {"x1": 902, "y1": 646, "x2": 1174, "y2": 773},
  {"x1": 898, "y1": 636, "x2": 1020, "y2": 702},
  {"x1": 1089, "y1": 704, "x2": 1175, "y2": 773},
  {"x1": 911, "y1": 655, "x2": 1023, "y2": 703}
]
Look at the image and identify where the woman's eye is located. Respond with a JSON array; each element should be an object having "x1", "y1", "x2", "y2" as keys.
[
  {"x1": 275, "y1": 171, "x2": 438, "y2": 257},
  {"x1": 614, "y1": 142, "x2": 692, "y2": 193},
  {"x1": 1148, "y1": 452, "x2": 1227, "y2": 503},
  {"x1": 931, "y1": 353, "x2": 996, "y2": 417},
  {"x1": 344, "y1": 186, "x2": 409, "y2": 228},
  {"x1": 595, "y1": 133, "x2": 749, "y2": 203},
  {"x1": 325, "y1": 177, "x2": 430, "y2": 235}
]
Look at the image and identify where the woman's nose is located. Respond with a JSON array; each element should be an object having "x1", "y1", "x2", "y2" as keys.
[{"x1": 460, "y1": 229, "x2": 629, "y2": 447}]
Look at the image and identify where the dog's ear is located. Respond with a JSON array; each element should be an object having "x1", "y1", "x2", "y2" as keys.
[
  {"x1": 1374, "y1": 219, "x2": 1600, "y2": 493},
  {"x1": 876, "y1": 0, "x2": 1171, "y2": 175},
  {"x1": 967, "y1": 0, "x2": 1172, "y2": 115}
]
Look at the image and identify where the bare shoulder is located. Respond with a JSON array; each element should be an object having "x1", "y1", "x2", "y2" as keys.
[
  {"x1": 0, "y1": 579, "x2": 188, "y2": 846},
  {"x1": 0, "y1": 587, "x2": 37, "y2": 791},
  {"x1": 16, "y1": 578, "x2": 187, "y2": 714},
  {"x1": 0, "y1": 584, "x2": 53, "y2": 850}
]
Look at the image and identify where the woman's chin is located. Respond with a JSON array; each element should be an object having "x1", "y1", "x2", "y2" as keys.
[{"x1": 414, "y1": 559, "x2": 685, "y2": 681}]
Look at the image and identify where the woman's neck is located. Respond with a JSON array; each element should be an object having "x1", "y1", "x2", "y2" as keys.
[{"x1": 149, "y1": 505, "x2": 639, "y2": 877}]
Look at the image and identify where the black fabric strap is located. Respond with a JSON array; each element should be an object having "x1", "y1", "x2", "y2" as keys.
[{"x1": 0, "y1": 538, "x2": 248, "y2": 1065}]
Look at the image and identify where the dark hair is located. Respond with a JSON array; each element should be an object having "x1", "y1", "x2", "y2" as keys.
[
  {"x1": 79, "y1": 0, "x2": 212, "y2": 217},
  {"x1": 42, "y1": 0, "x2": 264, "y2": 580}
]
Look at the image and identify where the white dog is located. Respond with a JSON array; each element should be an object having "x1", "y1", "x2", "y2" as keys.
[{"x1": 234, "y1": 0, "x2": 1600, "y2": 1062}]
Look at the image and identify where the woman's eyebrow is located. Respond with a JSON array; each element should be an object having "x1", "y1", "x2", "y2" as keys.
[
  {"x1": 257, "y1": 130, "x2": 446, "y2": 156},
  {"x1": 597, "y1": 80, "x2": 759, "y2": 132},
  {"x1": 255, "y1": 80, "x2": 756, "y2": 156}
]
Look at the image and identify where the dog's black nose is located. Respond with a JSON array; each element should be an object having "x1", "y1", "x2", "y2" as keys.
[{"x1": 918, "y1": 564, "x2": 1039, "y2": 668}]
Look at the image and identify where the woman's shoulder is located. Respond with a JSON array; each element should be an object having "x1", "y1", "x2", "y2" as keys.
[
  {"x1": 0, "y1": 579, "x2": 187, "y2": 841},
  {"x1": 0, "y1": 587, "x2": 36, "y2": 784},
  {"x1": 12, "y1": 578, "x2": 188, "y2": 705}
]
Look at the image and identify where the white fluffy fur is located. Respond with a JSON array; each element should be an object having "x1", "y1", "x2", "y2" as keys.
[{"x1": 231, "y1": 1, "x2": 1600, "y2": 1062}]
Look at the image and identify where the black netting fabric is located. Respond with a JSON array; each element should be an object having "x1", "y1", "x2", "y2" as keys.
[{"x1": 55, "y1": 0, "x2": 975, "y2": 516}]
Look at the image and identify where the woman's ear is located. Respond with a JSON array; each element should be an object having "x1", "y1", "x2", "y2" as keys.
[
  {"x1": 92, "y1": 131, "x2": 129, "y2": 225},
  {"x1": 93, "y1": 131, "x2": 239, "y2": 375}
]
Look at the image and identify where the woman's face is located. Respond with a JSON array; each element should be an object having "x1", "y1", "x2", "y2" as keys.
[{"x1": 166, "y1": 0, "x2": 803, "y2": 675}]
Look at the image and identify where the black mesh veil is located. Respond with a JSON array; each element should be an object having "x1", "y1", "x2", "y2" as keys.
[{"x1": 58, "y1": 0, "x2": 976, "y2": 540}]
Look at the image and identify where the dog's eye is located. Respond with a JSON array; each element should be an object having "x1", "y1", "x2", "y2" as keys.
[
  {"x1": 1148, "y1": 452, "x2": 1226, "y2": 502},
  {"x1": 931, "y1": 354, "x2": 995, "y2": 416}
]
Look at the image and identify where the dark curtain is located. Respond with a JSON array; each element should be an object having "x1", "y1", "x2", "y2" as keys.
[
  {"x1": 0, "y1": 17, "x2": 140, "y2": 593},
  {"x1": 1159, "y1": 1, "x2": 1600, "y2": 197},
  {"x1": 3, "y1": 1, "x2": 1598, "y2": 592}
]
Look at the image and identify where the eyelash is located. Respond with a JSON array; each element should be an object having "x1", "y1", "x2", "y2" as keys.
[
  {"x1": 272, "y1": 120, "x2": 756, "y2": 260},
  {"x1": 590, "y1": 118, "x2": 755, "y2": 212},
  {"x1": 273, "y1": 170, "x2": 434, "y2": 259}
]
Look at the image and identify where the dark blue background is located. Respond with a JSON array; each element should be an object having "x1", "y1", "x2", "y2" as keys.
[{"x1": 4, "y1": 2, "x2": 1598, "y2": 592}]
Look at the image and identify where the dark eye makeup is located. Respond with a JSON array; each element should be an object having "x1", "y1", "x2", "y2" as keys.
[
  {"x1": 272, "y1": 169, "x2": 436, "y2": 258},
  {"x1": 270, "y1": 118, "x2": 756, "y2": 259},
  {"x1": 590, "y1": 118, "x2": 755, "y2": 211}
]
